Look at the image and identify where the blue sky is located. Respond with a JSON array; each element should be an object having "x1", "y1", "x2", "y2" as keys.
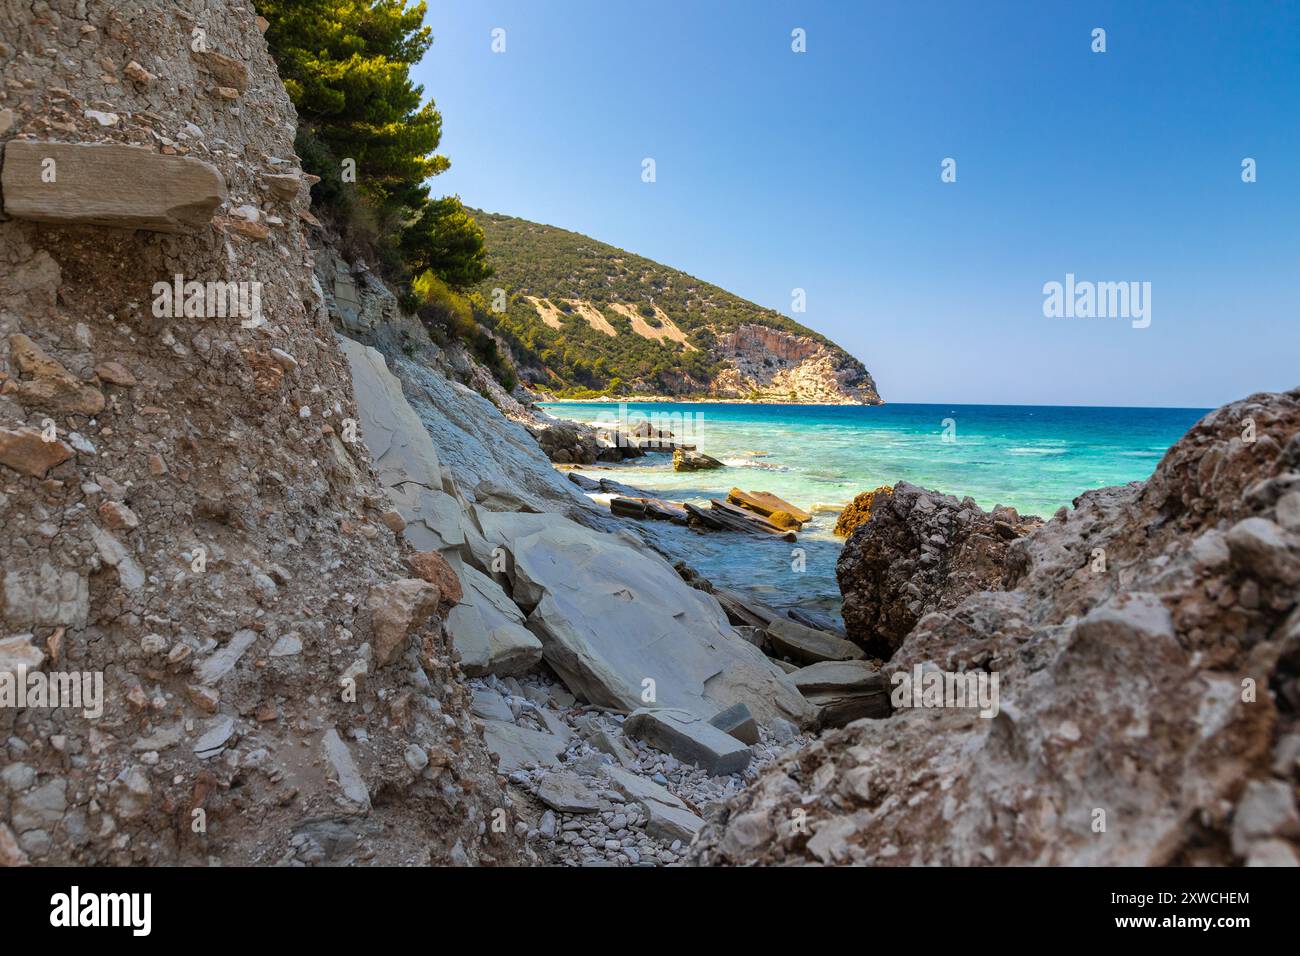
[{"x1": 413, "y1": 0, "x2": 1299, "y2": 407}]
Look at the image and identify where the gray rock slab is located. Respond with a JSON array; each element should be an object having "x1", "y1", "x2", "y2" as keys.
[
  {"x1": 504, "y1": 516, "x2": 813, "y2": 727},
  {"x1": 194, "y1": 629, "x2": 256, "y2": 685},
  {"x1": 765, "y1": 617, "x2": 866, "y2": 665},
  {"x1": 445, "y1": 560, "x2": 543, "y2": 677},
  {"x1": 601, "y1": 765, "x2": 687, "y2": 811},
  {"x1": 791, "y1": 660, "x2": 891, "y2": 727},
  {"x1": 536, "y1": 772, "x2": 601, "y2": 813},
  {"x1": 623, "y1": 707, "x2": 751, "y2": 776},
  {"x1": 321, "y1": 728, "x2": 370, "y2": 812},
  {"x1": 643, "y1": 799, "x2": 706, "y2": 845},
  {"x1": 590, "y1": 729, "x2": 637, "y2": 769},
  {"x1": 470, "y1": 688, "x2": 514, "y2": 723},
  {"x1": 481, "y1": 720, "x2": 566, "y2": 773},
  {"x1": 193, "y1": 715, "x2": 236, "y2": 758}
]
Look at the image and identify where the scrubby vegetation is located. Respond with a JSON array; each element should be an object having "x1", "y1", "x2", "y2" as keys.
[{"x1": 468, "y1": 210, "x2": 832, "y2": 396}]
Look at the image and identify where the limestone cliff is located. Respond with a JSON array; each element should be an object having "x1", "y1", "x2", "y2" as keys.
[{"x1": 710, "y1": 323, "x2": 880, "y2": 405}]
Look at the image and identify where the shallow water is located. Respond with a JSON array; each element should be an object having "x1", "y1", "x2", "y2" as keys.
[{"x1": 544, "y1": 401, "x2": 1209, "y2": 620}]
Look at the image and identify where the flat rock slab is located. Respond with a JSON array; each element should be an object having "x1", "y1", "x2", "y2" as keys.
[
  {"x1": 765, "y1": 617, "x2": 866, "y2": 665},
  {"x1": 193, "y1": 715, "x2": 236, "y2": 758},
  {"x1": 446, "y1": 560, "x2": 543, "y2": 677},
  {"x1": 790, "y1": 660, "x2": 882, "y2": 693},
  {"x1": 482, "y1": 720, "x2": 566, "y2": 773},
  {"x1": 194, "y1": 629, "x2": 256, "y2": 686},
  {"x1": 643, "y1": 798, "x2": 706, "y2": 845},
  {"x1": 470, "y1": 687, "x2": 514, "y2": 723},
  {"x1": 536, "y1": 772, "x2": 601, "y2": 813},
  {"x1": 624, "y1": 707, "x2": 751, "y2": 776},
  {"x1": 602, "y1": 765, "x2": 687, "y2": 811},
  {"x1": 2, "y1": 142, "x2": 226, "y2": 233},
  {"x1": 501, "y1": 514, "x2": 814, "y2": 728},
  {"x1": 590, "y1": 729, "x2": 638, "y2": 769}
]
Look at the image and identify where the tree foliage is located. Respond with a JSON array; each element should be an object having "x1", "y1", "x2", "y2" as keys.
[{"x1": 260, "y1": 1, "x2": 490, "y2": 292}]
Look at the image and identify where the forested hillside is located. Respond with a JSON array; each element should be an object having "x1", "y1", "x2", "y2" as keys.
[{"x1": 470, "y1": 211, "x2": 880, "y2": 403}]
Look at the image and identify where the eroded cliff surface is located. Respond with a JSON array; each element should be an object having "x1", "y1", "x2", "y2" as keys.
[{"x1": 0, "y1": 0, "x2": 522, "y2": 866}]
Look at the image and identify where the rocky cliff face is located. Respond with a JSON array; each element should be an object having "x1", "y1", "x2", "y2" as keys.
[
  {"x1": 693, "y1": 390, "x2": 1300, "y2": 866},
  {"x1": 710, "y1": 324, "x2": 881, "y2": 405},
  {"x1": 0, "y1": 0, "x2": 521, "y2": 866}
]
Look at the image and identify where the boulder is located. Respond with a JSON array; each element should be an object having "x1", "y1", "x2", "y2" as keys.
[
  {"x1": 623, "y1": 707, "x2": 752, "y2": 776},
  {"x1": 836, "y1": 481, "x2": 1042, "y2": 655},
  {"x1": 1, "y1": 142, "x2": 226, "y2": 233}
]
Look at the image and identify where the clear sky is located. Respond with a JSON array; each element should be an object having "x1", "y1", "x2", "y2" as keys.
[{"x1": 413, "y1": 0, "x2": 1299, "y2": 407}]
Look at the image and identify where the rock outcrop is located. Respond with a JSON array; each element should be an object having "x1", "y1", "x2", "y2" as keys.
[
  {"x1": 693, "y1": 390, "x2": 1300, "y2": 866},
  {"x1": 836, "y1": 482, "x2": 1042, "y2": 656},
  {"x1": 711, "y1": 324, "x2": 882, "y2": 405},
  {"x1": 0, "y1": 0, "x2": 521, "y2": 867},
  {"x1": 2, "y1": 141, "x2": 226, "y2": 232}
]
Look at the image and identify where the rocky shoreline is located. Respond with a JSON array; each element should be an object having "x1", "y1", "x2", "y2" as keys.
[{"x1": 2, "y1": 0, "x2": 1296, "y2": 871}]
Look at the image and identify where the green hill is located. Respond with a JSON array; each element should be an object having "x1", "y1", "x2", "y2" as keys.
[{"x1": 468, "y1": 210, "x2": 882, "y2": 404}]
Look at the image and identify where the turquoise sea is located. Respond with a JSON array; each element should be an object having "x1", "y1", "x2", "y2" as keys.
[{"x1": 542, "y1": 401, "x2": 1209, "y2": 620}]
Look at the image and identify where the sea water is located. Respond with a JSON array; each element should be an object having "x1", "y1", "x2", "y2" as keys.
[{"x1": 542, "y1": 401, "x2": 1208, "y2": 620}]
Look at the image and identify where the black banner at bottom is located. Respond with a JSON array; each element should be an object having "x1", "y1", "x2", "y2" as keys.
[{"x1": 0, "y1": 865, "x2": 1281, "y2": 942}]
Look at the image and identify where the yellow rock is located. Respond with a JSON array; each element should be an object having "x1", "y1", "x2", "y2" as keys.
[{"x1": 833, "y1": 485, "x2": 893, "y2": 537}]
